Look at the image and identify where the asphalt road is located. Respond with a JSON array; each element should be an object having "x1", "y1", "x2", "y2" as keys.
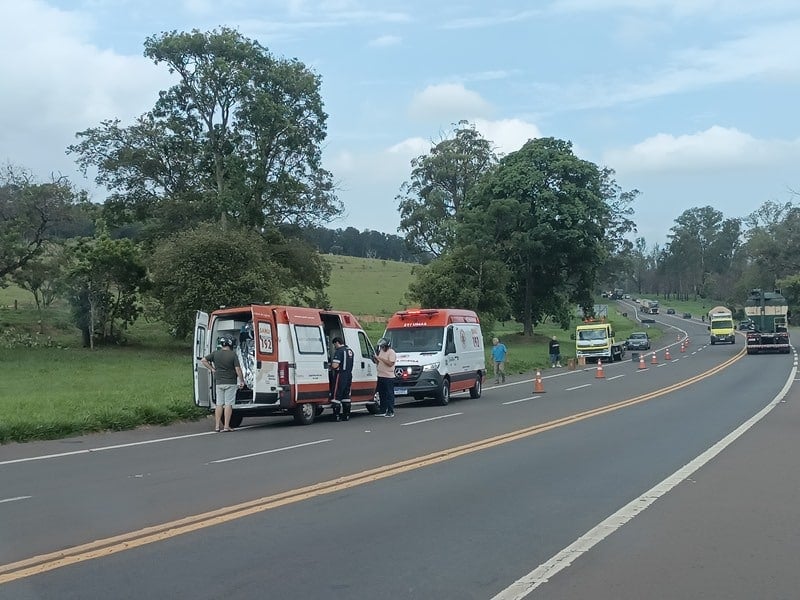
[{"x1": 1, "y1": 315, "x2": 797, "y2": 599}]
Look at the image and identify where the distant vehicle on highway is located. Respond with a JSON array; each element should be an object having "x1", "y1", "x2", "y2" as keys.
[
  {"x1": 666, "y1": 308, "x2": 676, "y2": 314},
  {"x1": 625, "y1": 331, "x2": 651, "y2": 351},
  {"x1": 738, "y1": 319, "x2": 754, "y2": 330},
  {"x1": 682, "y1": 312, "x2": 692, "y2": 319}
]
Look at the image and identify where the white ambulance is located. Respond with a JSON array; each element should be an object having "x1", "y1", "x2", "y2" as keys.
[
  {"x1": 382, "y1": 308, "x2": 485, "y2": 405},
  {"x1": 194, "y1": 304, "x2": 379, "y2": 427}
]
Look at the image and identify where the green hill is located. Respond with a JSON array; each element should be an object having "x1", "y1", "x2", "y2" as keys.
[{"x1": 323, "y1": 254, "x2": 418, "y2": 319}]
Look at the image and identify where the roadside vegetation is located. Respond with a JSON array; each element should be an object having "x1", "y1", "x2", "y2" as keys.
[{"x1": 2, "y1": 261, "x2": 657, "y2": 445}]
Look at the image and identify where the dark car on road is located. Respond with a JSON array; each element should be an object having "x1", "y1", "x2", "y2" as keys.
[
  {"x1": 625, "y1": 331, "x2": 651, "y2": 351},
  {"x1": 738, "y1": 319, "x2": 754, "y2": 330},
  {"x1": 682, "y1": 312, "x2": 692, "y2": 319},
  {"x1": 666, "y1": 307, "x2": 676, "y2": 314}
]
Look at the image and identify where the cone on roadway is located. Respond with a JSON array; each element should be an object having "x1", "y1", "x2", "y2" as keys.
[
  {"x1": 680, "y1": 342, "x2": 686, "y2": 353},
  {"x1": 665, "y1": 347, "x2": 672, "y2": 361},
  {"x1": 638, "y1": 354, "x2": 647, "y2": 369},
  {"x1": 595, "y1": 359, "x2": 606, "y2": 379},
  {"x1": 651, "y1": 352, "x2": 658, "y2": 365},
  {"x1": 534, "y1": 370, "x2": 545, "y2": 393}
]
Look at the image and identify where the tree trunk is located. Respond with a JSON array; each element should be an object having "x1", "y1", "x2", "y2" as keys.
[{"x1": 523, "y1": 273, "x2": 534, "y2": 336}]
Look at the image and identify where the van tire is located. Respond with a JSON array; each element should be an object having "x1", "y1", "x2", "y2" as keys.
[
  {"x1": 293, "y1": 403, "x2": 315, "y2": 425},
  {"x1": 436, "y1": 379, "x2": 451, "y2": 406},
  {"x1": 229, "y1": 413, "x2": 244, "y2": 428},
  {"x1": 366, "y1": 402, "x2": 381, "y2": 415},
  {"x1": 469, "y1": 376, "x2": 482, "y2": 399}
]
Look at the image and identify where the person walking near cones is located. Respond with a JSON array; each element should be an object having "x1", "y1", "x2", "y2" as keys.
[
  {"x1": 491, "y1": 337, "x2": 508, "y2": 384},
  {"x1": 549, "y1": 335, "x2": 562, "y2": 368}
]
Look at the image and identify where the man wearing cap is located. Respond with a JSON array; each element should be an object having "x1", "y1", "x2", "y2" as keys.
[{"x1": 201, "y1": 337, "x2": 245, "y2": 432}]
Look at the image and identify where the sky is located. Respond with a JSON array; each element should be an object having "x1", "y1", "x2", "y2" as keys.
[{"x1": 2, "y1": 0, "x2": 800, "y2": 246}]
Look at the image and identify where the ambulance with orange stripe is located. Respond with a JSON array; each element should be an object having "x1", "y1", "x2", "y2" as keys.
[
  {"x1": 193, "y1": 305, "x2": 379, "y2": 427},
  {"x1": 382, "y1": 308, "x2": 485, "y2": 405}
]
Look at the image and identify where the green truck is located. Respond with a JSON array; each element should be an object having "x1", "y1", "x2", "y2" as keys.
[{"x1": 744, "y1": 289, "x2": 790, "y2": 354}]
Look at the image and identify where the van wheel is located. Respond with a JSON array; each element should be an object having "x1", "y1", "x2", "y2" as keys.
[
  {"x1": 293, "y1": 403, "x2": 315, "y2": 425},
  {"x1": 469, "y1": 376, "x2": 482, "y2": 399},
  {"x1": 436, "y1": 379, "x2": 451, "y2": 406},
  {"x1": 366, "y1": 402, "x2": 381, "y2": 415},
  {"x1": 229, "y1": 413, "x2": 244, "y2": 428}
]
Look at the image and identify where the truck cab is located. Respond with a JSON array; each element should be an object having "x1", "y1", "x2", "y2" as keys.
[
  {"x1": 707, "y1": 306, "x2": 735, "y2": 345},
  {"x1": 573, "y1": 320, "x2": 626, "y2": 363}
]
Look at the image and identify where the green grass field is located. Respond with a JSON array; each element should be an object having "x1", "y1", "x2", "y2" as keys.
[{"x1": 1, "y1": 260, "x2": 667, "y2": 444}]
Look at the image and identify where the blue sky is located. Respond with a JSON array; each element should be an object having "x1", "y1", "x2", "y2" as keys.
[{"x1": 2, "y1": 0, "x2": 799, "y2": 246}]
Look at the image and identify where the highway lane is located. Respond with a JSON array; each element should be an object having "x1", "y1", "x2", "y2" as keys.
[
  {"x1": 1, "y1": 318, "x2": 796, "y2": 598},
  {"x1": 0, "y1": 317, "x2": 725, "y2": 560}
]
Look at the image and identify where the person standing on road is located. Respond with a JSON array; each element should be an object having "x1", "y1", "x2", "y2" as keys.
[
  {"x1": 549, "y1": 335, "x2": 562, "y2": 368},
  {"x1": 373, "y1": 337, "x2": 397, "y2": 417},
  {"x1": 491, "y1": 337, "x2": 508, "y2": 384},
  {"x1": 330, "y1": 337, "x2": 354, "y2": 421},
  {"x1": 201, "y1": 336, "x2": 244, "y2": 432}
]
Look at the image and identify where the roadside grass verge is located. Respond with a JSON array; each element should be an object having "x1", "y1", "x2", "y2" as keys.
[{"x1": 0, "y1": 343, "x2": 203, "y2": 445}]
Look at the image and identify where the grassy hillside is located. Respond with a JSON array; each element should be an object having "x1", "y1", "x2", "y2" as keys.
[{"x1": 323, "y1": 254, "x2": 418, "y2": 318}]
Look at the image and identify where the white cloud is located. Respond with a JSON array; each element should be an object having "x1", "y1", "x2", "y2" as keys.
[
  {"x1": 367, "y1": 34, "x2": 401, "y2": 47},
  {"x1": 604, "y1": 125, "x2": 800, "y2": 173},
  {"x1": 0, "y1": 0, "x2": 174, "y2": 186},
  {"x1": 472, "y1": 118, "x2": 542, "y2": 156},
  {"x1": 408, "y1": 83, "x2": 492, "y2": 122}
]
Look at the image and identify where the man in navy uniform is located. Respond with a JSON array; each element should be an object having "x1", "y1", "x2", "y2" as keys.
[{"x1": 330, "y1": 337, "x2": 354, "y2": 421}]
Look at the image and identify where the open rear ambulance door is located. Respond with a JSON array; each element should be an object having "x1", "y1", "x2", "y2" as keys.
[
  {"x1": 193, "y1": 310, "x2": 212, "y2": 408},
  {"x1": 285, "y1": 307, "x2": 329, "y2": 404}
]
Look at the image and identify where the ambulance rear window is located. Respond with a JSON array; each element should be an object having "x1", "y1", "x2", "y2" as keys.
[{"x1": 294, "y1": 325, "x2": 325, "y2": 354}]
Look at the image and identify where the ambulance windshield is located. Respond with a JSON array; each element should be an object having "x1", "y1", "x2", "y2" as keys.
[{"x1": 385, "y1": 327, "x2": 444, "y2": 352}]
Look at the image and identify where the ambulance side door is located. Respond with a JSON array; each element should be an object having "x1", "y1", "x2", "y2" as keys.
[
  {"x1": 350, "y1": 329, "x2": 377, "y2": 401},
  {"x1": 193, "y1": 310, "x2": 212, "y2": 408},
  {"x1": 287, "y1": 310, "x2": 328, "y2": 403}
]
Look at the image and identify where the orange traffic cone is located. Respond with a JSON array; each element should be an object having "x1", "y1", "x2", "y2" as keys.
[
  {"x1": 534, "y1": 370, "x2": 545, "y2": 393},
  {"x1": 650, "y1": 352, "x2": 658, "y2": 365},
  {"x1": 665, "y1": 347, "x2": 672, "y2": 361},
  {"x1": 595, "y1": 359, "x2": 606, "y2": 379},
  {"x1": 638, "y1": 354, "x2": 647, "y2": 369}
]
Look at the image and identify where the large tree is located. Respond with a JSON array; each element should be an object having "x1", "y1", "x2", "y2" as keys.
[
  {"x1": 465, "y1": 138, "x2": 613, "y2": 335},
  {"x1": 664, "y1": 206, "x2": 742, "y2": 299},
  {"x1": 0, "y1": 166, "x2": 74, "y2": 279},
  {"x1": 149, "y1": 223, "x2": 330, "y2": 338},
  {"x1": 68, "y1": 27, "x2": 341, "y2": 237},
  {"x1": 397, "y1": 121, "x2": 497, "y2": 257}
]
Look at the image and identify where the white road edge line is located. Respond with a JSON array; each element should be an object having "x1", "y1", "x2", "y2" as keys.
[
  {"x1": 401, "y1": 413, "x2": 462, "y2": 426},
  {"x1": 0, "y1": 496, "x2": 32, "y2": 504},
  {"x1": 210, "y1": 439, "x2": 333, "y2": 464},
  {"x1": 491, "y1": 360, "x2": 797, "y2": 600}
]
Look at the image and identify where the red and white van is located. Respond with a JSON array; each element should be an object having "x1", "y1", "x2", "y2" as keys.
[
  {"x1": 382, "y1": 308, "x2": 485, "y2": 405},
  {"x1": 193, "y1": 305, "x2": 379, "y2": 426}
]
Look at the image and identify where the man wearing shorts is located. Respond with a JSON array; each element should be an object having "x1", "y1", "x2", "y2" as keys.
[{"x1": 201, "y1": 336, "x2": 244, "y2": 432}]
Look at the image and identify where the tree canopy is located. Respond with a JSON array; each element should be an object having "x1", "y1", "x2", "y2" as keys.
[{"x1": 68, "y1": 27, "x2": 341, "y2": 238}]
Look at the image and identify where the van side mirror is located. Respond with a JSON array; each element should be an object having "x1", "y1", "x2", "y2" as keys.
[{"x1": 609, "y1": 330, "x2": 615, "y2": 337}]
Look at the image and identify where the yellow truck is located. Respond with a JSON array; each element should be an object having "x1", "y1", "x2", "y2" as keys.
[
  {"x1": 573, "y1": 320, "x2": 626, "y2": 363},
  {"x1": 707, "y1": 306, "x2": 735, "y2": 345}
]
